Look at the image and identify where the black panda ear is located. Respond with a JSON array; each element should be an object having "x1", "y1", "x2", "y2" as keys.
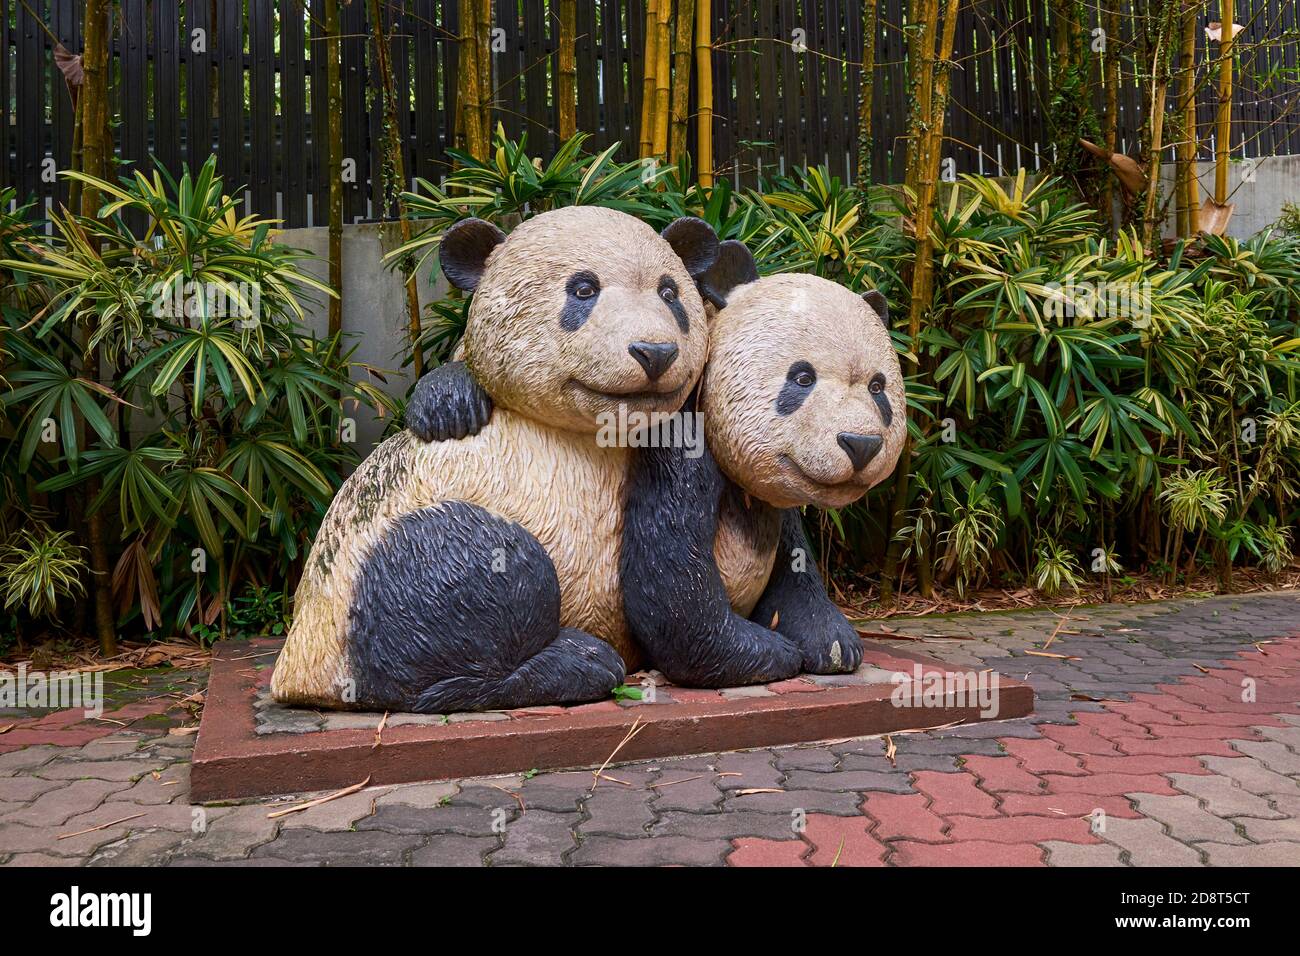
[
  {"x1": 440, "y1": 218, "x2": 507, "y2": 292},
  {"x1": 661, "y1": 217, "x2": 720, "y2": 279},
  {"x1": 698, "y1": 240, "x2": 759, "y2": 309},
  {"x1": 862, "y1": 289, "x2": 890, "y2": 329}
]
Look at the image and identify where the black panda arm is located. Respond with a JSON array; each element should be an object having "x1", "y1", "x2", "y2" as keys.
[
  {"x1": 749, "y1": 509, "x2": 864, "y2": 674},
  {"x1": 405, "y1": 361, "x2": 494, "y2": 442},
  {"x1": 620, "y1": 440, "x2": 802, "y2": 687}
]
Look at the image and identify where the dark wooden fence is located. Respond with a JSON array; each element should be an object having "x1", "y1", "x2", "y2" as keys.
[{"x1": 3, "y1": 0, "x2": 1299, "y2": 227}]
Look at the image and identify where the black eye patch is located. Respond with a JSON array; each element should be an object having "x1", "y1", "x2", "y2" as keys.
[
  {"x1": 870, "y1": 372, "x2": 893, "y2": 427},
  {"x1": 775, "y1": 361, "x2": 817, "y2": 416},
  {"x1": 658, "y1": 275, "x2": 689, "y2": 333},
  {"x1": 560, "y1": 270, "x2": 601, "y2": 332}
]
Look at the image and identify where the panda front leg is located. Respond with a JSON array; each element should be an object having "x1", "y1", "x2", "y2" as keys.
[
  {"x1": 621, "y1": 441, "x2": 803, "y2": 687},
  {"x1": 348, "y1": 500, "x2": 624, "y2": 712},
  {"x1": 749, "y1": 509, "x2": 864, "y2": 674}
]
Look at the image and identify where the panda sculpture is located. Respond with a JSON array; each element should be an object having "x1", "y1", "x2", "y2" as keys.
[
  {"x1": 271, "y1": 206, "x2": 722, "y2": 713},
  {"x1": 408, "y1": 239, "x2": 908, "y2": 689}
]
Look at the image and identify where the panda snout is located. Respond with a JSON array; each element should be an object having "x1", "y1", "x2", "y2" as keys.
[
  {"x1": 837, "y1": 432, "x2": 883, "y2": 472},
  {"x1": 627, "y1": 341, "x2": 679, "y2": 381}
]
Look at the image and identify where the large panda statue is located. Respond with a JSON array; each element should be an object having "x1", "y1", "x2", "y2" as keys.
[
  {"x1": 271, "y1": 206, "x2": 722, "y2": 713},
  {"x1": 405, "y1": 237, "x2": 908, "y2": 691}
]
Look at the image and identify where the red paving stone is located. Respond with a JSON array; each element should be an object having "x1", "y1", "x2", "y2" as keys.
[
  {"x1": 861, "y1": 792, "x2": 948, "y2": 842},
  {"x1": 1001, "y1": 738, "x2": 1086, "y2": 775},
  {"x1": 888, "y1": 840, "x2": 1045, "y2": 867},
  {"x1": 911, "y1": 770, "x2": 1000, "y2": 817},
  {"x1": 804, "y1": 815, "x2": 888, "y2": 867},
  {"x1": 961, "y1": 755, "x2": 1044, "y2": 793},
  {"x1": 727, "y1": 838, "x2": 808, "y2": 867}
]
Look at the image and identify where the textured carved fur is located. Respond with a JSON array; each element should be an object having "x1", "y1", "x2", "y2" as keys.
[{"x1": 271, "y1": 208, "x2": 712, "y2": 706}]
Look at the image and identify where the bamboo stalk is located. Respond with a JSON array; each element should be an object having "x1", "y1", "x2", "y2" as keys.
[
  {"x1": 368, "y1": 0, "x2": 423, "y2": 376},
  {"x1": 1214, "y1": 0, "x2": 1234, "y2": 204},
  {"x1": 638, "y1": 3, "x2": 659, "y2": 158},
  {"x1": 326, "y1": 0, "x2": 344, "y2": 338},
  {"x1": 695, "y1": 0, "x2": 713, "y2": 187},
  {"x1": 669, "y1": 0, "x2": 695, "y2": 166},
  {"x1": 458, "y1": 0, "x2": 486, "y2": 161},
  {"x1": 652, "y1": 0, "x2": 672, "y2": 161},
  {"x1": 856, "y1": 0, "x2": 880, "y2": 190},
  {"x1": 1176, "y1": 1, "x2": 1199, "y2": 236},
  {"x1": 1102, "y1": 0, "x2": 1119, "y2": 232},
  {"x1": 476, "y1": 0, "x2": 493, "y2": 149},
  {"x1": 558, "y1": 0, "x2": 577, "y2": 140},
  {"x1": 1142, "y1": 4, "x2": 1180, "y2": 250},
  {"x1": 79, "y1": 0, "x2": 116, "y2": 656}
]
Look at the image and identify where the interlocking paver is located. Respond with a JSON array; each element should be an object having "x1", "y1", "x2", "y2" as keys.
[{"x1": 1098, "y1": 817, "x2": 1203, "y2": 866}]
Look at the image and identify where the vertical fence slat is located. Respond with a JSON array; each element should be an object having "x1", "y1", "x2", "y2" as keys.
[
  {"x1": 15, "y1": 0, "x2": 42, "y2": 205},
  {"x1": 281, "y1": 0, "x2": 306, "y2": 227},
  {"x1": 218, "y1": 0, "x2": 245, "y2": 203},
  {"x1": 153, "y1": 0, "x2": 180, "y2": 182},
  {"x1": 250, "y1": 0, "x2": 276, "y2": 216}
]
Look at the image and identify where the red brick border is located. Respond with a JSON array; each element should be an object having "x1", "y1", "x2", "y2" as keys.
[{"x1": 191, "y1": 643, "x2": 1033, "y2": 801}]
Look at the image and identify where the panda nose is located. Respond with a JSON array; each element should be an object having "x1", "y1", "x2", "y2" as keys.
[
  {"x1": 628, "y1": 341, "x2": 679, "y2": 381},
  {"x1": 837, "y1": 432, "x2": 883, "y2": 471}
]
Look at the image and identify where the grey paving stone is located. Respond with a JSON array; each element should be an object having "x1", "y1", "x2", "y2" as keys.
[
  {"x1": 1100, "y1": 817, "x2": 1204, "y2": 867},
  {"x1": 0, "y1": 778, "x2": 132, "y2": 826},
  {"x1": 571, "y1": 834, "x2": 731, "y2": 866},
  {"x1": 649, "y1": 810, "x2": 804, "y2": 841},
  {"x1": 410, "y1": 835, "x2": 497, "y2": 866},
  {"x1": 357, "y1": 802, "x2": 507, "y2": 836},
  {"x1": 490, "y1": 809, "x2": 580, "y2": 866},
  {"x1": 250, "y1": 827, "x2": 423, "y2": 865},
  {"x1": 782, "y1": 768, "x2": 913, "y2": 793},
  {"x1": 1043, "y1": 840, "x2": 1127, "y2": 867},
  {"x1": 582, "y1": 786, "x2": 656, "y2": 835},
  {"x1": 1130, "y1": 793, "x2": 1249, "y2": 845},
  {"x1": 721, "y1": 788, "x2": 865, "y2": 815}
]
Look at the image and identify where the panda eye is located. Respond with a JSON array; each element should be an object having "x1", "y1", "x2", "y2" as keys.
[
  {"x1": 869, "y1": 374, "x2": 886, "y2": 395},
  {"x1": 566, "y1": 271, "x2": 601, "y2": 302},
  {"x1": 794, "y1": 370, "x2": 815, "y2": 388},
  {"x1": 574, "y1": 282, "x2": 597, "y2": 300},
  {"x1": 659, "y1": 284, "x2": 678, "y2": 303}
]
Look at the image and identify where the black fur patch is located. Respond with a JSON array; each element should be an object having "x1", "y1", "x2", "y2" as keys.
[
  {"x1": 440, "y1": 219, "x2": 507, "y2": 292},
  {"x1": 621, "y1": 437, "x2": 803, "y2": 688},
  {"x1": 862, "y1": 289, "x2": 890, "y2": 328},
  {"x1": 350, "y1": 501, "x2": 624, "y2": 712},
  {"x1": 698, "y1": 239, "x2": 759, "y2": 308},
  {"x1": 869, "y1": 372, "x2": 893, "y2": 428},
  {"x1": 658, "y1": 275, "x2": 689, "y2": 333},
  {"x1": 749, "y1": 509, "x2": 865, "y2": 674},
  {"x1": 560, "y1": 270, "x2": 602, "y2": 332},
  {"x1": 775, "y1": 360, "x2": 817, "y2": 416},
  {"x1": 405, "y1": 361, "x2": 494, "y2": 442},
  {"x1": 660, "y1": 217, "x2": 721, "y2": 278}
]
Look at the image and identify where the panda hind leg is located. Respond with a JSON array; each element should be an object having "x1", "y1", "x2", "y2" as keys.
[{"x1": 348, "y1": 501, "x2": 625, "y2": 713}]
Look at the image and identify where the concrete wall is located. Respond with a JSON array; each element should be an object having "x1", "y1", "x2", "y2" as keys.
[
  {"x1": 275, "y1": 222, "x2": 450, "y2": 452},
  {"x1": 1158, "y1": 154, "x2": 1300, "y2": 238}
]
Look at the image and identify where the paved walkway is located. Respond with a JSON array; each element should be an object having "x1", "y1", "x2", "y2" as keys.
[{"x1": 2, "y1": 591, "x2": 1298, "y2": 866}]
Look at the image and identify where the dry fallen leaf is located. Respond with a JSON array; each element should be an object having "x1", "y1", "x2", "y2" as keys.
[
  {"x1": 168, "y1": 725, "x2": 200, "y2": 736},
  {"x1": 267, "y1": 776, "x2": 372, "y2": 819},
  {"x1": 884, "y1": 734, "x2": 897, "y2": 767},
  {"x1": 1024, "y1": 650, "x2": 1082, "y2": 660},
  {"x1": 734, "y1": 788, "x2": 784, "y2": 795}
]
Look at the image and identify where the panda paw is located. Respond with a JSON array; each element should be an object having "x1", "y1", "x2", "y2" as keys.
[
  {"x1": 405, "y1": 361, "x2": 494, "y2": 441},
  {"x1": 794, "y1": 620, "x2": 865, "y2": 675}
]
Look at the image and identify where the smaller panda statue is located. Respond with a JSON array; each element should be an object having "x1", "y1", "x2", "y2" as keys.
[
  {"x1": 410, "y1": 241, "x2": 906, "y2": 688},
  {"x1": 620, "y1": 242, "x2": 906, "y2": 686}
]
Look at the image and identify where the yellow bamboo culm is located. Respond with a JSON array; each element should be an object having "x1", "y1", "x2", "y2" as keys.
[
  {"x1": 695, "y1": 0, "x2": 713, "y2": 188},
  {"x1": 669, "y1": 0, "x2": 695, "y2": 166},
  {"x1": 558, "y1": 0, "x2": 577, "y2": 140},
  {"x1": 652, "y1": 0, "x2": 672, "y2": 161},
  {"x1": 1214, "y1": 0, "x2": 1234, "y2": 205},
  {"x1": 638, "y1": 4, "x2": 659, "y2": 158}
]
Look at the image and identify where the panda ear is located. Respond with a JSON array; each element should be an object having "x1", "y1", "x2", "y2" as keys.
[
  {"x1": 440, "y1": 218, "x2": 507, "y2": 292},
  {"x1": 698, "y1": 240, "x2": 759, "y2": 309},
  {"x1": 862, "y1": 289, "x2": 890, "y2": 329},
  {"x1": 661, "y1": 217, "x2": 720, "y2": 279}
]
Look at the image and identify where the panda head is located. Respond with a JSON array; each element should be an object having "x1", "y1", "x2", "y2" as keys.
[
  {"x1": 699, "y1": 242, "x2": 906, "y2": 509},
  {"x1": 440, "y1": 207, "x2": 718, "y2": 434}
]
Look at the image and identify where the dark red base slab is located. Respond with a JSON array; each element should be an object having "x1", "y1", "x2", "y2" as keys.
[{"x1": 191, "y1": 639, "x2": 1034, "y2": 801}]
